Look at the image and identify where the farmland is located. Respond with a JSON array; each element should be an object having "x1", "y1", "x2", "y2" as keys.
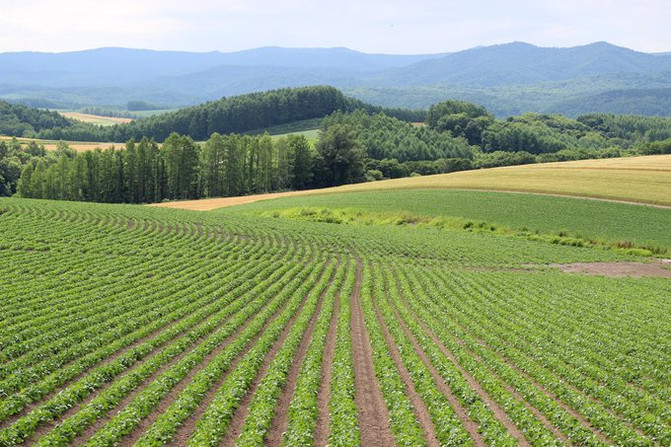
[
  {"x1": 0, "y1": 192, "x2": 669, "y2": 446},
  {"x1": 152, "y1": 154, "x2": 671, "y2": 211},
  {"x1": 58, "y1": 112, "x2": 133, "y2": 126},
  {"x1": 0, "y1": 136, "x2": 125, "y2": 153}
]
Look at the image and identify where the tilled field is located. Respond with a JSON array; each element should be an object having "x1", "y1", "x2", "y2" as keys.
[{"x1": 0, "y1": 198, "x2": 669, "y2": 446}]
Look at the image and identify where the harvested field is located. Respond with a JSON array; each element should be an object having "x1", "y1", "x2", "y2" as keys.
[{"x1": 59, "y1": 111, "x2": 134, "y2": 126}]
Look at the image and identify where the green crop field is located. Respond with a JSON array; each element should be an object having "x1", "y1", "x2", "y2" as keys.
[
  {"x1": 229, "y1": 189, "x2": 671, "y2": 255},
  {"x1": 0, "y1": 189, "x2": 670, "y2": 446},
  {"x1": 156, "y1": 154, "x2": 671, "y2": 212}
]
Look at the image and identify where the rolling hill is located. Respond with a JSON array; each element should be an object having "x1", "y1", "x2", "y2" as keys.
[
  {"x1": 2, "y1": 43, "x2": 671, "y2": 116},
  {"x1": 151, "y1": 154, "x2": 671, "y2": 210}
]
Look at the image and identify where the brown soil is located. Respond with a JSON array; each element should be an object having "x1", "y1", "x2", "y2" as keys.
[
  {"x1": 148, "y1": 191, "x2": 311, "y2": 211},
  {"x1": 371, "y1": 280, "x2": 440, "y2": 447},
  {"x1": 312, "y1": 284, "x2": 341, "y2": 446},
  {"x1": 350, "y1": 259, "x2": 396, "y2": 447},
  {"x1": 550, "y1": 260, "x2": 671, "y2": 278},
  {"x1": 264, "y1": 261, "x2": 338, "y2": 446},
  {"x1": 398, "y1": 294, "x2": 530, "y2": 446}
]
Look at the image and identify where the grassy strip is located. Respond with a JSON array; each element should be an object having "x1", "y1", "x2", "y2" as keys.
[{"x1": 260, "y1": 206, "x2": 665, "y2": 256}]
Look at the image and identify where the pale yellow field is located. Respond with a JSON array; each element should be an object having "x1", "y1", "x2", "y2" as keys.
[
  {"x1": 60, "y1": 112, "x2": 133, "y2": 126},
  {"x1": 0, "y1": 136, "x2": 126, "y2": 152},
  {"x1": 151, "y1": 155, "x2": 671, "y2": 211}
]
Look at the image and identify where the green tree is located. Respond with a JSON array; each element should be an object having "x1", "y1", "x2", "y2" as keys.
[
  {"x1": 162, "y1": 133, "x2": 200, "y2": 199},
  {"x1": 286, "y1": 134, "x2": 313, "y2": 189},
  {"x1": 316, "y1": 124, "x2": 364, "y2": 186}
]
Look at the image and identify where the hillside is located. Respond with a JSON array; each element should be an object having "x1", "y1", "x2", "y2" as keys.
[
  {"x1": 1, "y1": 175, "x2": 668, "y2": 444},
  {"x1": 152, "y1": 155, "x2": 671, "y2": 210},
  {"x1": 3, "y1": 43, "x2": 671, "y2": 116},
  {"x1": 368, "y1": 42, "x2": 671, "y2": 87}
]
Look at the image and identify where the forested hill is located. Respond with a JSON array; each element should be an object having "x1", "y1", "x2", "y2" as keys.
[
  {"x1": 29, "y1": 86, "x2": 423, "y2": 142},
  {"x1": 5, "y1": 94, "x2": 671, "y2": 203},
  {"x1": 3, "y1": 43, "x2": 671, "y2": 116},
  {"x1": 0, "y1": 101, "x2": 72, "y2": 137}
]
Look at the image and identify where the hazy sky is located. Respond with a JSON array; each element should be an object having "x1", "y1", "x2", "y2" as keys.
[{"x1": 2, "y1": 0, "x2": 670, "y2": 54}]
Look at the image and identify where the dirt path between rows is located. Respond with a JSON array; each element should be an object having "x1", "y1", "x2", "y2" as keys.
[
  {"x1": 218, "y1": 264, "x2": 333, "y2": 447},
  {"x1": 264, "y1": 259, "x2": 340, "y2": 446},
  {"x1": 350, "y1": 259, "x2": 395, "y2": 447},
  {"x1": 312, "y1": 278, "x2": 342, "y2": 447},
  {"x1": 372, "y1": 272, "x2": 440, "y2": 447}
]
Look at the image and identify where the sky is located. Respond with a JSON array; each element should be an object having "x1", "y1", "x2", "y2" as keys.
[{"x1": 1, "y1": 0, "x2": 670, "y2": 54}]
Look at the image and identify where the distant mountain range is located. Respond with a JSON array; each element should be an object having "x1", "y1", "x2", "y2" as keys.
[{"x1": 2, "y1": 42, "x2": 671, "y2": 117}]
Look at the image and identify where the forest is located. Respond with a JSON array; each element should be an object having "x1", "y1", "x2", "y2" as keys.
[
  {"x1": 2, "y1": 86, "x2": 671, "y2": 203},
  {"x1": 0, "y1": 86, "x2": 424, "y2": 143}
]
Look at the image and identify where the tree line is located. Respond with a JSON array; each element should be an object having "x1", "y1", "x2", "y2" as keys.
[
  {"x1": 9, "y1": 86, "x2": 422, "y2": 143},
  {"x1": 17, "y1": 127, "x2": 375, "y2": 203},
  {"x1": 6, "y1": 92, "x2": 671, "y2": 203}
]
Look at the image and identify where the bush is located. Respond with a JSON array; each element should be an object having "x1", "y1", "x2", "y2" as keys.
[{"x1": 364, "y1": 169, "x2": 383, "y2": 182}]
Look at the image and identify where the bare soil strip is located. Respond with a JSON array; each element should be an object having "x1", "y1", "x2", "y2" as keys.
[
  {"x1": 170, "y1": 265, "x2": 333, "y2": 446},
  {"x1": 471, "y1": 337, "x2": 614, "y2": 444},
  {"x1": 389, "y1": 304, "x2": 485, "y2": 446},
  {"x1": 218, "y1": 265, "x2": 335, "y2": 447},
  {"x1": 264, "y1": 261, "x2": 339, "y2": 446},
  {"x1": 312, "y1": 286, "x2": 341, "y2": 447},
  {"x1": 550, "y1": 261, "x2": 671, "y2": 278},
  {"x1": 399, "y1": 297, "x2": 530, "y2": 446},
  {"x1": 350, "y1": 259, "x2": 396, "y2": 447},
  {"x1": 371, "y1": 282, "x2": 441, "y2": 447}
]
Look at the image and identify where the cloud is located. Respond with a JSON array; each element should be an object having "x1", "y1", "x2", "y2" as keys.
[{"x1": 0, "y1": 0, "x2": 669, "y2": 53}]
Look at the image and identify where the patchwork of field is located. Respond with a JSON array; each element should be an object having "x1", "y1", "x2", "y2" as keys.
[
  {"x1": 0, "y1": 197, "x2": 669, "y2": 446},
  {"x1": 152, "y1": 155, "x2": 671, "y2": 210}
]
